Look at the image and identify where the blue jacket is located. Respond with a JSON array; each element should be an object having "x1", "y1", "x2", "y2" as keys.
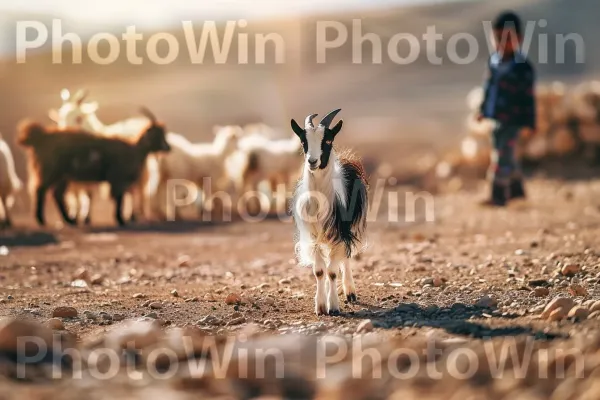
[{"x1": 480, "y1": 52, "x2": 536, "y2": 130}]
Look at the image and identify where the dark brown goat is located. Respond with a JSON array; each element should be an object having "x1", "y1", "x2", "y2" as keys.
[{"x1": 17, "y1": 108, "x2": 170, "y2": 226}]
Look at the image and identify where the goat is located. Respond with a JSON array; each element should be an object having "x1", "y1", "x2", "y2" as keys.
[
  {"x1": 0, "y1": 134, "x2": 22, "y2": 227},
  {"x1": 227, "y1": 131, "x2": 303, "y2": 214},
  {"x1": 17, "y1": 108, "x2": 170, "y2": 227},
  {"x1": 290, "y1": 109, "x2": 368, "y2": 316},
  {"x1": 155, "y1": 125, "x2": 242, "y2": 220},
  {"x1": 49, "y1": 89, "x2": 158, "y2": 224}
]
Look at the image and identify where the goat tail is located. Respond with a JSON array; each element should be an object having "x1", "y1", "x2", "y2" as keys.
[{"x1": 17, "y1": 120, "x2": 47, "y2": 147}]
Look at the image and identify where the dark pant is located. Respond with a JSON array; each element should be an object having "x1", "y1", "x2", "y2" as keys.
[{"x1": 488, "y1": 124, "x2": 525, "y2": 204}]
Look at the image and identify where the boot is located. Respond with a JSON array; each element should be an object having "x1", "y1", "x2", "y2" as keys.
[{"x1": 509, "y1": 179, "x2": 526, "y2": 200}]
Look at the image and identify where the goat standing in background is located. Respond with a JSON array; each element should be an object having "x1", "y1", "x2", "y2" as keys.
[
  {"x1": 18, "y1": 108, "x2": 170, "y2": 227},
  {"x1": 291, "y1": 109, "x2": 368, "y2": 316},
  {"x1": 0, "y1": 134, "x2": 22, "y2": 227}
]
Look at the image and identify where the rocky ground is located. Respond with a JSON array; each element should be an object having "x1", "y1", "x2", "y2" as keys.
[{"x1": 2, "y1": 178, "x2": 600, "y2": 399}]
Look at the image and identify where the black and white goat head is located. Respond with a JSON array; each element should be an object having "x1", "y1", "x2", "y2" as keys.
[{"x1": 291, "y1": 109, "x2": 368, "y2": 316}]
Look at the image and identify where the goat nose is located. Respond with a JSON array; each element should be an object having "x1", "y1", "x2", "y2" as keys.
[{"x1": 308, "y1": 158, "x2": 318, "y2": 166}]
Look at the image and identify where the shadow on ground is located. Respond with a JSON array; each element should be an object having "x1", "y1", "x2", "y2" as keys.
[
  {"x1": 344, "y1": 301, "x2": 563, "y2": 340},
  {"x1": 0, "y1": 230, "x2": 59, "y2": 247}
]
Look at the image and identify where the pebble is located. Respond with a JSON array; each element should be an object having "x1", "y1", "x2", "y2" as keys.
[
  {"x1": 52, "y1": 306, "x2": 78, "y2": 318},
  {"x1": 46, "y1": 318, "x2": 65, "y2": 330},
  {"x1": 177, "y1": 255, "x2": 191, "y2": 267},
  {"x1": 149, "y1": 302, "x2": 163, "y2": 309},
  {"x1": 91, "y1": 274, "x2": 104, "y2": 285},
  {"x1": 7, "y1": 295, "x2": 13, "y2": 301},
  {"x1": 132, "y1": 293, "x2": 146, "y2": 299},
  {"x1": 542, "y1": 297, "x2": 574, "y2": 320},
  {"x1": 256, "y1": 283, "x2": 270, "y2": 290},
  {"x1": 225, "y1": 293, "x2": 242, "y2": 305},
  {"x1": 113, "y1": 313, "x2": 125, "y2": 321},
  {"x1": 278, "y1": 278, "x2": 292, "y2": 285},
  {"x1": 548, "y1": 307, "x2": 567, "y2": 322},
  {"x1": 528, "y1": 279, "x2": 550, "y2": 287},
  {"x1": 561, "y1": 264, "x2": 580, "y2": 277},
  {"x1": 534, "y1": 287, "x2": 550, "y2": 297},
  {"x1": 227, "y1": 317, "x2": 247, "y2": 326},
  {"x1": 568, "y1": 306, "x2": 589, "y2": 321},
  {"x1": 568, "y1": 284, "x2": 587, "y2": 297},
  {"x1": 356, "y1": 319, "x2": 374, "y2": 333},
  {"x1": 171, "y1": 289, "x2": 179, "y2": 297},
  {"x1": 476, "y1": 295, "x2": 497, "y2": 308},
  {"x1": 83, "y1": 311, "x2": 98, "y2": 320}
]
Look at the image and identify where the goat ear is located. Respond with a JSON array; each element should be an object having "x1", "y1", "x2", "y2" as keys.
[
  {"x1": 60, "y1": 89, "x2": 70, "y2": 103},
  {"x1": 48, "y1": 109, "x2": 59, "y2": 123},
  {"x1": 329, "y1": 120, "x2": 343, "y2": 137},
  {"x1": 290, "y1": 119, "x2": 305, "y2": 137},
  {"x1": 81, "y1": 101, "x2": 98, "y2": 114}
]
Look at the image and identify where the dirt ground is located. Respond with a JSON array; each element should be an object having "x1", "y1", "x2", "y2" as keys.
[{"x1": 2, "y1": 178, "x2": 600, "y2": 398}]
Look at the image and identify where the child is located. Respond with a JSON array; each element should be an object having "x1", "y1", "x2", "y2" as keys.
[{"x1": 478, "y1": 11, "x2": 536, "y2": 206}]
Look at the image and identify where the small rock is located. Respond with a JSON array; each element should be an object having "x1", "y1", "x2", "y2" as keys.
[
  {"x1": 590, "y1": 301, "x2": 600, "y2": 313},
  {"x1": 263, "y1": 297, "x2": 275, "y2": 306},
  {"x1": 568, "y1": 306, "x2": 589, "y2": 321},
  {"x1": 73, "y1": 267, "x2": 90, "y2": 281},
  {"x1": 256, "y1": 283, "x2": 270, "y2": 290},
  {"x1": 476, "y1": 295, "x2": 497, "y2": 308},
  {"x1": 132, "y1": 293, "x2": 146, "y2": 299},
  {"x1": 432, "y1": 277, "x2": 443, "y2": 287},
  {"x1": 421, "y1": 277, "x2": 434, "y2": 286},
  {"x1": 534, "y1": 287, "x2": 550, "y2": 297},
  {"x1": 541, "y1": 297, "x2": 574, "y2": 319},
  {"x1": 278, "y1": 278, "x2": 291, "y2": 285},
  {"x1": 356, "y1": 319, "x2": 374, "y2": 333},
  {"x1": 149, "y1": 302, "x2": 163, "y2": 310},
  {"x1": 177, "y1": 255, "x2": 191, "y2": 267},
  {"x1": 185, "y1": 297, "x2": 199, "y2": 303},
  {"x1": 225, "y1": 293, "x2": 242, "y2": 305},
  {"x1": 52, "y1": 306, "x2": 78, "y2": 318},
  {"x1": 171, "y1": 289, "x2": 179, "y2": 297},
  {"x1": 113, "y1": 314, "x2": 125, "y2": 321},
  {"x1": 7, "y1": 295, "x2": 13, "y2": 301},
  {"x1": 142, "y1": 300, "x2": 151, "y2": 307},
  {"x1": 91, "y1": 274, "x2": 104, "y2": 285},
  {"x1": 548, "y1": 307, "x2": 567, "y2": 322},
  {"x1": 568, "y1": 284, "x2": 587, "y2": 297},
  {"x1": 100, "y1": 312, "x2": 113, "y2": 321},
  {"x1": 227, "y1": 317, "x2": 246, "y2": 326},
  {"x1": 561, "y1": 264, "x2": 580, "y2": 277},
  {"x1": 46, "y1": 318, "x2": 64, "y2": 330},
  {"x1": 528, "y1": 279, "x2": 550, "y2": 287},
  {"x1": 145, "y1": 312, "x2": 158, "y2": 319},
  {"x1": 83, "y1": 311, "x2": 98, "y2": 320}
]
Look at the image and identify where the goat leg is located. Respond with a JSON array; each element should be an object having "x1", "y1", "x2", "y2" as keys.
[
  {"x1": 114, "y1": 192, "x2": 126, "y2": 227},
  {"x1": 53, "y1": 181, "x2": 77, "y2": 226},
  {"x1": 35, "y1": 186, "x2": 47, "y2": 226}
]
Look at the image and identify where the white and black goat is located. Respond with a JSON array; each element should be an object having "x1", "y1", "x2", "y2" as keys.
[{"x1": 290, "y1": 109, "x2": 368, "y2": 316}]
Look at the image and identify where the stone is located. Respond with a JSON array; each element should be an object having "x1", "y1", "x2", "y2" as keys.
[
  {"x1": 541, "y1": 297, "x2": 574, "y2": 319},
  {"x1": 149, "y1": 302, "x2": 163, "y2": 309},
  {"x1": 52, "y1": 306, "x2": 78, "y2": 318},
  {"x1": 568, "y1": 284, "x2": 587, "y2": 297},
  {"x1": 568, "y1": 306, "x2": 589, "y2": 321},
  {"x1": 225, "y1": 293, "x2": 242, "y2": 305},
  {"x1": 561, "y1": 264, "x2": 580, "y2": 277},
  {"x1": 132, "y1": 293, "x2": 146, "y2": 299},
  {"x1": 356, "y1": 319, "x2": 374, "y2": 333},
  {"x1": 46, "y1": 318, "x2": 64, "y2": 330},
  {"x1": 534, "y1": 287, "x2": 550, "y2": 297},
  {"x1": 476, "y1": 295, "x2": 497, "y2": 308}
]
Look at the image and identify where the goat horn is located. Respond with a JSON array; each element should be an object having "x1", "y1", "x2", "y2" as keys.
[
  {"x1": 319, "y1": 108, "x2": 341, "y2": 129},
  {"x1": 139, "y1": 107, "x2": 157, "y2": 123},
  {"x1": 304, "y1": 114, "x2": 318, "y2": 129}
]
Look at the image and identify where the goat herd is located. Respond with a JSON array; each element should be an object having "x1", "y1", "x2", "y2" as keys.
[{"x1": 0, "y1": 89, "x2": 309, "y2": 228}]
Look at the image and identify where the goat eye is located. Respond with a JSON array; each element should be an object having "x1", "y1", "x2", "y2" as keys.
[{"x1": 325, "y1": 140, "x2": 332, "y2": 145}]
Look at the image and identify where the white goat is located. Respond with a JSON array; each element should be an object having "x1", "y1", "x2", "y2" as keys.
[
  {"x1": 227, "y1": 130, "x2": 303, "y2": 214},
  {"x1": 290, "y1": 109, "x2": 368, "y2": 316},
  {"x1": 0, "y1": 134, "x2": 22, "y2": 227},
  {"x1": 49, "y1": 89, "x2": 158, "y2": 223},
  {"x1": 155, "y1": 126, "x2": 242, "y2": 220}
]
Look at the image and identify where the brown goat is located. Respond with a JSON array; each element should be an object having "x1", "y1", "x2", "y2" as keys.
[{"x1": 17, "y1": 108, "x2": 170, "y2": 226}]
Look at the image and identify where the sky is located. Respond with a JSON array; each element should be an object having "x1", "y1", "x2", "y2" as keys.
[{"x1": 1, "y1": 0, "x2": 442, "y2": 28}]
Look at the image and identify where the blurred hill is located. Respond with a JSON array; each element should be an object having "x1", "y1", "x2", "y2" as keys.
[{"x1": 0, "y1": 0, "x2": 597, "y2": 177}]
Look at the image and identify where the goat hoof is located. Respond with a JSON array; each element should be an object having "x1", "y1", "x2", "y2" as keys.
[
  {"x1": 315, "y1": 304, "x2": 328, "y2": 316},
  {"x1": 346, "y1": 293, "x2": 358, "y2": 303},
  {"x1": 328, "y1": 309, "x2": 341, "y2": 316}
]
